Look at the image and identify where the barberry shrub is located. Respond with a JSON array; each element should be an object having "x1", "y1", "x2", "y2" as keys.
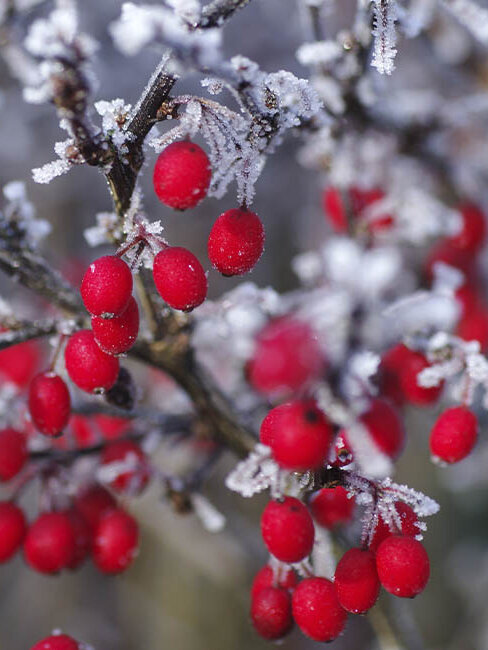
[{"x1": 0, "y1": 0, "x2": 488, "y2": 647}]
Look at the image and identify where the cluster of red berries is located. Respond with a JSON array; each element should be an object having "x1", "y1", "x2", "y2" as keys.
[
  {"x1": 31, "y1": 632, "x2": 83, "y2": 649},
  {"x1": 323, "y1": 186, "x2": 393, "y2": 235}
]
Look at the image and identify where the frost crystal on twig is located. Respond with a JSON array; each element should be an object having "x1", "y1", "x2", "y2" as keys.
[
  {"x1": 371, "y1": 0, "x2": 398, "y2": 75},
  {"x1": 225, "y1": 444, "x2": 281, "y2": 498},
  {"x1": 2, "y1": 181, "x2": 51, "y2": 245}
]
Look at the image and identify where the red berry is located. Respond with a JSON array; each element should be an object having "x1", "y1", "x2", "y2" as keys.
[
  {"x1": 0, "y1": 501, "x2": 26, "y2": 562},
  {"x1": 248, "y1": 317, "x2": 324, "y2": 396},
  {"x1": 0, "y1": 428, "x2": 27, "y2": 481},
  {"x1": 65, "y1": 330, "x2": 120, "y2": 393},
  {"x1": 310, "y1": 486, "x2": 355, "y2": 530},
  {"x1": 292, "y1": 577, "x2": 347, "y2": 642},
  {"x1": 29, "y1": 372, "x2": 71, "y2": 437},
  {"x1": 322, "y1": 187, "x2": 348, "y2": 232},
  {"x1": 376, "y1": 535, "x2": 430, "y2": 598},
  {"x1": 399, "y1": 347, "x2": 444, "y2": 406},
  {"x1": 447, "y1": 203, "x2": 486, "y2": 253},
  {"x1": 369, "y1": 502, "x2": 419, "y2": 553},
  {"x1": 31, "y1": 634, "x2": 79, "y2": 650},
  {"x1": 251, "y1": 564, "x2": 297, "y2": 600},
  {"x1": 355, "y1": 398, "x2": 405, "y2": 459},
  {"x1": 66, "y1": 508, "x2": 91, "y2": 570},
  {"x1": 430, "y1": 405, "x2": 478, "y2": 464},
  {"x1": 261, "y1": 497, "x2": 314, "y2": 563},
  {"x1": 334, "y1": 548, "x2": 380, "y2": 613},
  {"x1": 259, "y1": 403, "x2": 292, "y2": 447},
  {"x1": 92, "y1": 296, "x2": 140, "y2": 355},
  {"x1": 0, "y1": 339, "x2": 41, "y2": 388},
  {"x1": 153, "y1": 247, "x2": 207, "y2": 312},
  {"x1": 80, "y1": 255, "x2": 133, "y2": 317},
  {"x1": 424, "y1": 239, "x2": 475, "y2": 285},
  {"x1": 250, "y1": 586, "x2": 293, "y2": 640},
  {"x1": 100, "y1": 440, "x2": 149, "y2": 494},
  {"x1": 330, "y1": 432, "x2": 354, "y2": 467},
  {"x1": 94, "y1": 414, "x2": 130, "y2": 440},
  {"x1": 92, "y1": 508, "x2": 139, "y2": 574},
  {"x1": 24, "y1": 512, "x2": 75, "y2": 574},
  {"x1": 455, "y1": 283, "x2": 481, "y2": 317},
  {"x1": 456, "y1": 303, "x2": 488, "y2": 351},
  {"x1": 73, "y1": 485, "x2": 117, "y2": 533},
  {"x1": 351, "y1": 187, "x2": 394, "y2": 232},
  {"x1": 379, "y1": 343, "x2": 411, "y2": 408},
  {"x1": 266, "y1": 400, "x2": 333, "y2": 471},
  {"x1": 207, "y1": 208, "x2": 265, "y2": 276},
  {"x1": 153, "y1": 141, "x2": 211, "y2": 210}
]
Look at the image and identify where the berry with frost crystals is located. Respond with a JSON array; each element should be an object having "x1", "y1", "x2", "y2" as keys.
[
  {"x1": 259, "y1": 403, "x2": 292, "y2": 448},
  {"x1": 0, "y1": 501, "x2": 26, "y2": 562},
  {"x1": 81, "y1": 255, "x2": 133, "y2": 317},
  {"x1": 65, "y1": 330, "x2": 120, "y2": 393},
  {"x1": 334, "y1": 548, "x2": 380, "y2": 614},
  {"x1": 29, "y1": 372, "x2": 71, "y2": 437},
  {"x1": 207, "y1": 208, "x2": 265, "y2": 276},
  {"x1": 376, "y1": 535, "x2": 430, "y2": 598},
  {"x1": 248, "y1": 317, "x2": 324, "y2": 396},
  {"x1": 92, "y1": 508, "x2": 139, "y2": 574},
  {"x1": 447, "y1": 203, "x2": 486, "y2": 253},
  {"x1": 265, "y1": 400, "x2": 333, "y2": 471},
  {"x1": 153, "y1": 141, "x2": 211, "y2": 210},
  {"x1": 92, "y1": 296, "x2": 140, "y2": 355},
  {"x1": 100, "y1": 440, "x2": 149, "y2": 494},
  {"x1": 396, "y1": 345, "x2": 444, "y2": 406},
  {"x1": 73, "y1": 485, "x2": 117, "y2": 533},
  {"x1": 330, "y1": 432, "x2": 354, "y2": 467},
  {"x1": 424, "y1": 239, "x2": 474, "y2": 284},
  {"x1": 369, "y1": 502, "x2": 419, "y2": 553},
  {"x1": 310, "y1": 486, "x2": 355, "y2": 529},
  {"x1": 250, "y1": 586, "x2": 293, "y2": 640},
  {"x1": 261, "y1": 497, "x2": 314, "y2": 563},
  {"x1": 430, "y1": 406, "x2": 477, "y2": 464},
  {"x1": 292, "y1": 577, "x2": 347, "y2": 642},
  {"x1": 0, "y1": 429, "x2": 27, "y2": 481},
  {"x1": 251, "y1": 565, "x2": 297, "y2": 599},
  {"x1": 24, "y1": 512, "x2": 76, "y2": 574},
  {"x1": 322, "y1": 186, "x2": 392, "y2": 234},
  {"x1": 153, "y1": 246, "x2": 207, "y2": 312},
  {"x1": 31, "y1": 634, "x2": 80, "y2": 650}
]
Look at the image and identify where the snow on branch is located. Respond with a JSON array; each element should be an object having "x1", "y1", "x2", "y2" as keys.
[
  {"x1": 440, "y1": 0, "x2": 488, "y2": 44},
  {"x1": 371, "y1": 0, "x2": 398, "y2": 75}
]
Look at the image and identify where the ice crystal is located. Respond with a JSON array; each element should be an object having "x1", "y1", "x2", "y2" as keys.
[
  {"x1": 2, "y1": 181, "x2": 51, "y2": 245},
  {"x1": 191, "y1": 493, "x2": 226, "y2": 533},
  {"x1": 95, "y1": 99, "x2": 132, "y2": 151},
  {"x1": 84, "y1": 212, "x2": 120, "y2": 248},
  {"x1": 371, "y1": 0, "x2": 398, "y2": 75},
  {"x1": 225, "y1": 444, "x2": 282, "y2": 498},
  {"x1": 296, "y1": 41, "x2": 342, "y2": 67}
]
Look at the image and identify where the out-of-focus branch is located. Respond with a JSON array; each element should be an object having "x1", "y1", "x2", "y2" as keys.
[{"x1": 194, "y1": 0, "x2": 253, "y2": 29}]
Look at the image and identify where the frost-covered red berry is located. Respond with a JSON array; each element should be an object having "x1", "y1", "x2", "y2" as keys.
[
  {"x1": 369, "y1": 502, "x2": 419, "y2": 553},
  {"x1": 251, "y1": 564, "x2": 297, "y2": 599},
  {"x1": 376, "y1": 535, "x2": 430, "y2": 598},
  {"x1": 430, "y1": 406, "x2": 478, "y2": 464},
  {"x1": 259, "y1": 403, "x2": 292, "y2": 448},
  {"x1": 447, "y1": 203, "x2": 486, "y2": 253},
  {"x1": 292, "y1": 577, "x2": 347, "y2": 642},
  {"x1": 92, "y1": 296, "x2": 140, "y2": 355},
  {"x1": 343, "y1": 398, "x2": 405, "y2": 460},
  {"x1": 250, "y1": 586, "x2": 293, "y2": 640},
  {"x1": 65, "y1": 330, "x2": 120, "y2": 393},
  {"x1": 207, "y1": 208, "x2": 265, "y2": 276},
  {"x1": 73, "y1": 485, "x2": 117, "y2": 532},
  {"x1": 0, "y1": 501, "x2": 26, "y2": 562},
  {"x1": 100, "y1": 440, "x2": 149, "y2": 494},
  {"x1": 153, "y1": 141, "x2": 211, "y2": 210},
  {"x1": 24, "y1": 512, "x2": 75, "y2": 574},
  {"x1": 334, "y1": 548, "x2": 380, "y2": 614},
  {"x1": 424, "y1": 239, "x2": 474, "y2": 285},
  {"x1": 153, "y1": 246, "x2": 207, "y2": 311},
  {"x1": 248, "y1": 317, "x2": 324, "y2": 396},
  {"x1": 92, "y1": 508, "x2": 139, "y2": 574},
  {"x1": 30, "y1": 634, "x2": 80, "y2": 650},
  {"x1": 398, "y1": 346, "x2": 444, "y2": 406},
  {"x1": 261, "y1": 497, "x2": 314, "y2": 563},
  {"x1": 265, "y1": 400, "x2": 333, "y2": 471},
  {"x1": 0, "y1": 428, "x2": 27, "y2": 482},
  {"x1": 310, "y1": 486, "x2": 355, "y2": 530},
  {"x1": 80, "y1": 255, "x2": 133, "y2": 317},
  {"x1": 29, "y1": 372, "x2": 71, "y2": 437},
  {"x1": 330, "y1": 432, "x2": 354, "y2": 467}
]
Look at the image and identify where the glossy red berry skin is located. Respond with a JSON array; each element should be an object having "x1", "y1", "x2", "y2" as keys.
[
  {"x1": 430, "y1": 406, "x2": 478, "y2": 464},
  {"x1": 93, "y1": 509, "x2": 139, "y2": 574},
  {"x1": 65, "y1": 330, "x2": 120, "y2": 393},
  {"x1": 359, "y1": 398, "x2": 405, "y2": 459},
  {"x1": 267, "y1": 400, "x2": 333, "y2": 471},
  {"x1": 30, "y1": 634, "x2": 80, "y2": 650},
  {"x1": 251, "y1": 565, "x2": 297, "y2": 600},
  {"x1": 100, "y1": 440, "x2": 149, "y2": 494},
  {"x1": 399, "y1": 346, "x2": 444, "y2": 406},
  {"x1": 369, "y1": 502, "x2": 419, "y2": 553},
  {"x1": 379, "y1": 343, "x2": 411, "y2": 408},
  {"x1": 153, "y1": 141, "x2": 211, "y2": 210},
  {"x1": 153, "y1": 247, "x2": 207, "y2": 312},
  {"x1": 292, "y1": 577, "x2": 347, "y2": 642},
  {"x1": 310, "y1": 486, "x2": 355, "y2": 530},
  {"x1": 81, "y1": 255, "x2": 133, "y2": 317},
  {"x1": 248, "y1": 317, "x2": 324, "y2": 397},
  {"x1": 66, "y1": 508, "x2": 91, "y2": 570},
  {"x1": 0, "y1": 501, "x2": 26, "y2": 562},
  {"x1": 208, "y1": 208, "x2": 265, "y2": 276},
  {"x1": 29, "y1": 372, "x2": 71, "y2": 437},
  {"x1": 0, "y1": 339, "x2": 40, "y2": 388},
  {"x1": 261, "y1": 497, "x2": 314, "y2": 563},
  {"x1": 92, "y1": 296, "x2": 140, "y2": 355},
  {"x1": 259, "y1": 403, "x2": 292, "y2": 448},
  {"x1": 334, "y1": 548, "x2": 380, "y2": 614},
  {"x1": 0, "y1": 428, "x2": 27, "y2": 481},
  {"x1": 24, "y1": 512, "x2": 75, "y2": 574},
  {"x1": 376, "y1": 535, "x2": 430, "y2": 598},
  {"x1": 250, "y1": 586, "x2": 293, "y2": 640},
  {"x1": 73, "y1": 485, "x2": 117, "y2": 533},
  {"x1": 447, "y1": 203, "x2": 486, "y2": 253}
]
